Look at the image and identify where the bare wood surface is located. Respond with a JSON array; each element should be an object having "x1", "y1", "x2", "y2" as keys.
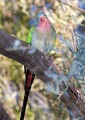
[
  {"x1": 0, "y1": 28, "x2": 85, "y2": 119},
  {"x1": 0, "y1": 28, "x2": 61, "y2": 85},
  {"x1": 61, "y1": 86, "x2": 85, "y2": 119}
]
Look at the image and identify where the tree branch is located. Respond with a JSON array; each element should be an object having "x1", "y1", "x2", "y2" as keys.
[
  {"x1": 61, "y1": 85, "x2": 85, "y2": 119},
  {"x1": 0, "y1": 28, "x2": 60, "y2": 85},
  {"x1": 0, "y1": 28, "x2": 85, "y2": 119}
]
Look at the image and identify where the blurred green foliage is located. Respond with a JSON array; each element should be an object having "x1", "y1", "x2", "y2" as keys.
[{"x1": 0, "y1": 0, "x2": 84, "y2": 120}]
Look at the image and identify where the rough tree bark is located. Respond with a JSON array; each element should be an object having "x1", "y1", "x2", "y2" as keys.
[{"x1": 0, "y1": 28, "x2": 85, "y2": 120}]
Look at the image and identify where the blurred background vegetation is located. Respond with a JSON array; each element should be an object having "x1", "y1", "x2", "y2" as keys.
[{"x1": 0, "y1": 0, "x2": 84, "y2": 120}]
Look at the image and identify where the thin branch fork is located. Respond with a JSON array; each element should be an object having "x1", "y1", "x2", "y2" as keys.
[{"x1": 0, "y1": 28, "x2": 85, "y2": 119}]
